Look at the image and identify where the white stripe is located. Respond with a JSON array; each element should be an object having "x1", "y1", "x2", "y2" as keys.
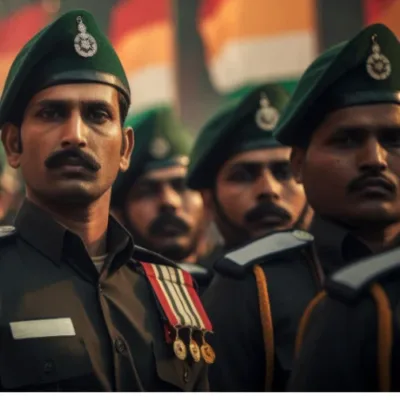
[
  {"x1": 208, "y1": 31, "x2": 317, "y2": 93},
  {"x1": 10, "y1": 318, "x2": 75, "y2": 340},
  {"x1": 127, "y1": 65, "x2": 175, "y2": 115},
  {"x1": 167, "y1": 267, "x2": 197, "y2": 327},
  {"x1": 152, "y1": 264, "x2": 180, "y2": 325},
  {"x1": 177, "y1": 268, "x2": 206, "y2": 330},
  {"x1": 158, "y1": 265, "x2": 192, "y2": 327}
]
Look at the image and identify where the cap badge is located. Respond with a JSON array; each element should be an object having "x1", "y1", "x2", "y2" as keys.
[
  {"x1": 366, "y1": 34, "x2": 391, "y2": 81},
  {"x1": 74, "y1": 16, "x2": 98, "y2": 58},
  {"x1": 255, "y1": 92, "x2": 280, "y2": 131},
  {"x1": 150, "y1": 137, "x2": 171, "y2": 159}
]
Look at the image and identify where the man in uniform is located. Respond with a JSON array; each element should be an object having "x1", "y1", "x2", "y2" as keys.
[
  {"x1": 111, "y1": 108, "x2": 212, "y2": 292},
  {"x1": 0, "y1": 10, "x2": 212, "y2": 391},
  {"x1": 284, "y1": 23, "x2": 400, "y2": 392},
  {"x1": 187, "y1": 83, "x2": 312, "y2": 252},
  {"x1": 196, "y1": 24, "x2": 400, "y2": 391}
]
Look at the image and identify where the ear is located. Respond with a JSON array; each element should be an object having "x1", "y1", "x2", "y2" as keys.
[
  {"x1": 290, "y1": 146, "x2": 306, "y2": 184},
  {"x1": 119, "y1": 126, "x2": 134, "y2": 172},
  {"x1": 2, "y1": 123, "x2": 22, "y2": 169}
]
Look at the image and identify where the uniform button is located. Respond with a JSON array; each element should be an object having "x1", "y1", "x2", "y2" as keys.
[
  {"x1": 114, "y1": 337, "x2": 127, "y2": 354},
  {"x1": 183, "y1": 366, "x2": 190, "y2": 383},
  {"x1": 44, "y1": 360, "x2": 55, "y2": 374}
]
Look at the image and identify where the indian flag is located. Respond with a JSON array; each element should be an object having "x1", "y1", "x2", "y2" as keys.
[
  {"x1": 109, "y1": 0, "x2": 176, "y2": 115},
  {"x1": 198, "y1": 0, "x2": 317, "y2": 95},
  {"x1": 0, "y1": 3, "x2": 50, "y2": 94},
  {"x1": 364, "y1": 0, "x2": 400, "y2": 37}
]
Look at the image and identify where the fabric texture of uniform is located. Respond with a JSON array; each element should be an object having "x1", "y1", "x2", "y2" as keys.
[
  {"x1": 0, "y1": 201, "x2": 208, "y2": 391},
  {"x1": 201, "y1": 215, "x2": 377, "y2": 391}
]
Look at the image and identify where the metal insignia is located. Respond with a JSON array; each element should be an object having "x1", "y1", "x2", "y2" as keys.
[
  {"x1": 255, "y1": 92, "x2": 280, "y2": 131},
  {"x1": 0, "y1": 225, "x2": 16, "y2": 238},
  {"x1": 366, "y1": 34, "x2": 391, "y2": 81},
  {"x1": 74, "y1": 16, "x2": 98, "y2": 58},
  {"x1": 150, "y1": 137, "x2": 170, "y2": 159},
  {"x1": 292, "y1": 230, "x2": 313, "y2": 242}
]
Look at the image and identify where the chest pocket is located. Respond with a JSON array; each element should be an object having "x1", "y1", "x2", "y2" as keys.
[
  {"x1": 0, "y1": 281, "x2": 93, "y2": 390},
  {"x1": 151, "y1": 333, "x2": 206, "y2": 392}
]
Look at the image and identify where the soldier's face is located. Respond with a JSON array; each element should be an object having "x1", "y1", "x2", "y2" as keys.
[
  {"x1": 204, "y1": 147, "x2": 308, "y2": 247},
  {"x1": 123, "y1": 165, "x2": 205, "y2": 261},
  {"x1": 2, "y1": 83, "x2": 133, "y2": 206},
  {"x1": 291, "y1": 103, "x2": 400, "y2": 228}
]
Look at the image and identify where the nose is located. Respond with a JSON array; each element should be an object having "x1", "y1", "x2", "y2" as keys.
[
  {"x1": 256, "y1": 169, "x2": 280, "y2": 202},
  {"x1": 60, "y1": 111, "x2": 88, "y2": 149},
  {"x1": 358, "y1": 138, "x2": 388, "y2": 173},
  {"x1": 159, "y1": 183, "x2": 182, "y2": 213}
]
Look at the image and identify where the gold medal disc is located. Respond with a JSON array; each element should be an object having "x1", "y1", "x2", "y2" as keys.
[
  {"x1": 189, "y1": 339, "x2": 201, "y2": 362},
  {"x1": 173, "y1": 338, "x2": 187, "y2": 360},
  {"x1": 200, "y1": 343, "x2": 216, "y2": 364}
]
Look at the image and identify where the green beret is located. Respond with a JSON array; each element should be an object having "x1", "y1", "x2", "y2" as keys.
[
  {"x1": 186, "y1": 84, "x2": 290, "y2": 190},
  {"x1": 0, "y1": 9, "x2": 130, "y2": 126},
  {"x1": 111, "y1": 107, "x2": 192, "y2": 207},
  {"x1": 274, "y1": 23, "x2": 400, "y2": 146}
]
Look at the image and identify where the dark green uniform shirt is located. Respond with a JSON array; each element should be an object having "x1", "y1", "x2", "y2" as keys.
[
  {"x1": 0, "y1": 200, "x2": 208, "y2": 391},
  {"x1": 202, "y1": 215, "x2": 373, "y2": 391}
]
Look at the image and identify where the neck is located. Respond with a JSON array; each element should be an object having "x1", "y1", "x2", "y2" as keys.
[
  {"x1": 27, "y1": 191, "x2": 111, "y2": 257},
  {"x1": 350, "y1": 222, "x2": 400, "y2": 253}
]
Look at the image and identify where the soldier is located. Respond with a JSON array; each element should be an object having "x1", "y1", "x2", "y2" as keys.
[
  {"x1": 187, "y1": 83, "x2": 312, "y2": 254},
  {"x1": 285, "y1": 23, "x2": 400, "y2": 392},
  {"x1": 186, "y1": 84, "x2": 313, "y2": 391},
  {"x1": 111, "y1": 108, "x2": 212, "y2": 292},
  {"x1": 0, "y1": 10, "x2": 212, "y2": 391},
  {"x1": 196, "y1": 23, "x2": 400, "y2": 391}
]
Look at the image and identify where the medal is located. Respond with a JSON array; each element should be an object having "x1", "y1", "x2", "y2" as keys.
[
  {"x1": 189, "y1": 331, "x2": 201, "y2": 362},
  {"x1": 200, "y1": 334, "x2": 216, "y2": 364},
  {"x1": 173, "y1": 329, "x2": 187, "y2": 361}
]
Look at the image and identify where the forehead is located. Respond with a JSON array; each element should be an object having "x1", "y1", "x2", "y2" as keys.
[
  {"x1": 139, "y1": 165, "x2": 187, "y2": 182},
  {"x1": 224, "y1": 147, "x2": 291, "y2": 167},
  {"x1": 26, "y1": 83, "x2": 119, "y2": 106},
  {"x1": 316, "y1": 103, "x2": 400, "y2": 133}
]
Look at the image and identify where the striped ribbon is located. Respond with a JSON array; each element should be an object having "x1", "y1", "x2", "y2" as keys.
[{"x1": 141, "y1": 262, "x2": 212, "y2": 332}]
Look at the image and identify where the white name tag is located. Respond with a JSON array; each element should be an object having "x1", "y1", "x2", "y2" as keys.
[{"x1": 10, "y1": 318, "x2": 76, "y2": 340}]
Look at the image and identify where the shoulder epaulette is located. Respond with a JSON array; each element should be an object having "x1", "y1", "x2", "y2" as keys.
[
  {"x1": 0, "y1": 226, "x2": 16, "y2": 240},
  {"x1": 326, "y1": 246, "x2": 400, "y2": 302},
  {"x1": 214, "y1": 229, "x2": 314, "y2": 279}
]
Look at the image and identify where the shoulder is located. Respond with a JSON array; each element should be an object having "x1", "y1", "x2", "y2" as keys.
[
  {"x1": 132, "y1": 245, "x2": 178, "y2": 267},
  {"x1": 326, "y1": 246, "x2": 400, "y2": 302},
  {"x1": 214, "y1": 229, "x2": 314, "y2": 279}
]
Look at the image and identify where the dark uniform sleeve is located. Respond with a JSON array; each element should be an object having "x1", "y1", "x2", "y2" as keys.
[
  {"x1": 201, "y1": 273, "x2": 265, "y2": 391},
  {"x1": 288, "y1": 295, "x2": 378, "y2": 392}
]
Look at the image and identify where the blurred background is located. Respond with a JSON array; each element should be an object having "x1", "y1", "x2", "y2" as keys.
[
  {"x1": 0, "y1": 0, "x2": 398, "y2": 223},
  {"x1": 0, "y1": 0, "x2": 398, "y2": 133}
]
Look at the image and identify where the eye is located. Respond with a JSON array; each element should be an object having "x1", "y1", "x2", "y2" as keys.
[
  {"x1": 86, "y1": 107, "x2": 111, "y2": 124},
  {"x1": 381, "y1": 130, "x2": 400, "y2": 148},
  {"x1": 227, "y1": 166, "x2": 258, "y2": 183},
  {"x1": 271, "y1": 162, "x2": 292, "y2": 181},
  {"x1": 36, "y1": 106, "x2": 64, "y2": 121},
  {"x1": 171, "y1": 178, "x2": 186, "y2": 193}
]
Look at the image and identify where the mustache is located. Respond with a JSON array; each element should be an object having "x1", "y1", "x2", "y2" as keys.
[
  {"x1": 148, "y1": 212, "x2": 190, "y2": 236},
  {"x1": 347, "y1": 172, "x2": 396, "y2": 193},
  {"x1": 245, "y1": 201, "x2": 292, "y2": 224},
  {"x1": 45, "y1": 147, "x2": 101, "y2": 172}
]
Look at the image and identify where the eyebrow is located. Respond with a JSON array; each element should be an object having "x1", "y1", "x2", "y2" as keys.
[
  {"x1": 228, "y1": 159, "x2": 289, "y2": 168},
  {"x1": 34, "y1": 99, "x2": 114, "y2": 110}
]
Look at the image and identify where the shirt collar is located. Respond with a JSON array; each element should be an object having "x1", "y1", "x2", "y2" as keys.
[
  {"x1": 15, "y1": 199, "x2": 134, "y2": 267},
  {"x1": 310, "y1": 214, "x2": 373, "y2": 275}
]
